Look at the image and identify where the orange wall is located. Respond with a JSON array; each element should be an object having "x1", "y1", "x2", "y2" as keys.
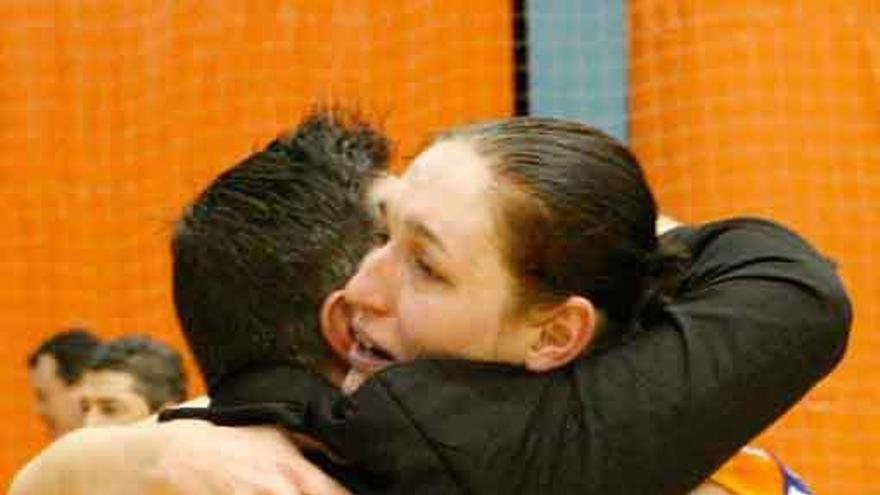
[
  {"x1": 631, "y1": 1, "x2": 880, "y2": 492},
  {"x1": 0, "y1": 0, "x2": 512, "y2": 487}
]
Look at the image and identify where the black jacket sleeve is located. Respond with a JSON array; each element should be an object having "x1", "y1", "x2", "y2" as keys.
[
  {"x1": 562, "y1": 218, "x2": 851, "y2": 493},
  {"x1": 311, "y1": 218, "x2": 851, "y2": 494}
]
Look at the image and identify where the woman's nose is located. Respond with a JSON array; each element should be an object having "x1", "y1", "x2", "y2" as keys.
[
  {"x1": 344, "y1": 244, "x2": 397, "y2": 316},
  {"x1": 83, "y1": 406, "x2": 103, "y2": 427}
]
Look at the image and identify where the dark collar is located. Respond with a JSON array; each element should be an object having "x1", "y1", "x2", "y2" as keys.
[{"x1": 159, "y1": 363, "x2": 339, "y2": 432}]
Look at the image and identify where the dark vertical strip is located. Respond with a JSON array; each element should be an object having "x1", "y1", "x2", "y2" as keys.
[
  {"x1": 527, "y1": 1, "x2": 628, "y2": 141},
  {"x1": 513, "y1": 0, "x2": 529, "y2": 115}
]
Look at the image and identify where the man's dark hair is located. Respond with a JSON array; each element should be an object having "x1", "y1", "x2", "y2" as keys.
[
  {"x1": 28, "y1": 328, "x2": 101, "y2": 385},
  {"x1": 172, "y1": 109, "x2": 389, "y2": 391},
  {"x1": 88, "y1": 335, "x2": 187, "y2": 411}
]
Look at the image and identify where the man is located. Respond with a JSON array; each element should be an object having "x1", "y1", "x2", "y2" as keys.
[
  {"x1": 11, "y1": 109, "x2": 385, "y2": 495},
  {"x1": 27, "y1": 328, "x2": 101, "y2": 439},
  {"x1": 80, "y1": 335, "x2": 187, "y2": 426},
  {"x1": 11, "y1": 111, "x2": 849, "y2": 494}
]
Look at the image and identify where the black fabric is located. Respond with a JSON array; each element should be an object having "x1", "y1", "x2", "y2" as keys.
[
  {"x1": 310, "y1": 218, "x2": 851, "y2": 494},
  {"x1": 159, "y1": 364, "x2": 327, "y2": 431},
  {"x1": 160, "y1": 218, "x2": 850, "y2": 494},
  {"x1": 303, "y1": 450, "x2": 390, "y2": 495}
]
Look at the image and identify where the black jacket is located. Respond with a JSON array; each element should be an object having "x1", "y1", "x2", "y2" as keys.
[{"x1": 164, "y1": 218, "x2": 851, "y2": 494}]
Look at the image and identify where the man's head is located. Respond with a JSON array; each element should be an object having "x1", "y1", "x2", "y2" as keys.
[
  {"x1": 81, "y1": 335, "x2": 187, "y2": 426},
  {"x1": 27, "y1": 328, "x2": 101, "y2": 438},
  {"x1": 171, "y1": 110, "x2": 389, "y2": 392}
]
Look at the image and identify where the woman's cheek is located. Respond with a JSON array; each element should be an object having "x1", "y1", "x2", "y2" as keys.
[{"x1": 398, "y1": 297, "x2": 446, "y2": 356}]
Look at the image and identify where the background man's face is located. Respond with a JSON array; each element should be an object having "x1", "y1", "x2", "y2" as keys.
[
  {"x1": 29, "y1": 354, "x2": 85, "y2": 439},
  {"x1": 80, "y1": 370, "x2": 152, "y2": 426}
]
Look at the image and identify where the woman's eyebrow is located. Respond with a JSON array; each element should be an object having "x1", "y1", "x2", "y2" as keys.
[{"x1": 404, "y1": 218, "x2": 447, "y2": 254}]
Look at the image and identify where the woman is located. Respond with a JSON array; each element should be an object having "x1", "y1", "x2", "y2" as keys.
[{"x1": 314, "y1": 116, "x2": 849, "y2": 493}]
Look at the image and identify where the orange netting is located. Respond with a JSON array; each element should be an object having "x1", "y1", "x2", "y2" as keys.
[
  {"x1": 0, "y1": 0, "x2": 512, "y2": 486},
  {"x1": 631, "y1": 1, "x2": 880, "y2": 493}
]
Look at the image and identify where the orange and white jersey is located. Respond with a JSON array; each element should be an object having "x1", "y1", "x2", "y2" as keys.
[{"x1": 708, "y1": 446, "x2": 813, "y2": 495}]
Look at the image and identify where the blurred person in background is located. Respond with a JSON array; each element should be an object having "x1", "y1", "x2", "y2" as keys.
[
  {"x1": 27, "y1": 328, "x2": 101, "y2": 439},
  {"x1": 80, "y1": 335, "x2": 187, "y2": 426}
]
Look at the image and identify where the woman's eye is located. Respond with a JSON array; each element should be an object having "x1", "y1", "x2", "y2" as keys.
[
  {"x1": 370, "y1": 227, "x2": 390, "y2": 246},
  {"x1": 414, "y1": 257, "x2": 445, "y2": 283}
]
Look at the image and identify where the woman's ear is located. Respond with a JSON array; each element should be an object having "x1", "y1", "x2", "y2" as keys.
[
  {"x1": 320, "y1": 290, "x2": 354, "y2": 362},
  {"x1": 523, "y1": 296, "x2": 597, "y2": 372}
]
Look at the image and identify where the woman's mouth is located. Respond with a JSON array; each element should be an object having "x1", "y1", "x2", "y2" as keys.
[{"x1": 347, "y1": 321, "x2": 396, "y2": 375}]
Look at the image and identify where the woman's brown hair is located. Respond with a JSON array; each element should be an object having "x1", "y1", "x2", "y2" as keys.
[{"x1": 439, "y1": 117, "x2": 687, "y2": 347}]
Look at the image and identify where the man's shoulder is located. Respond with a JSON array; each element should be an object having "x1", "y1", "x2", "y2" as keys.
[
  {"x1": 8, "y1": 420, "x2": 298, "y2": 495},
  {"x1": 9, "y1": 424, "x2": 162, "y2": 495},
  {"x1": 10, "y1": 419, "x2": 350, "y2": 495}
]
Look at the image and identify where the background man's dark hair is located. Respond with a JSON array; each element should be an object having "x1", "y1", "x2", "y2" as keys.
[
  {"x1": 88, "y1": 335, "x2": 187, "y2": 411},
  {"x1": 172, "y1": 109, "x2": 389, "y2": 390},
  {"x1": 28, "y1": 328, "x2": 101, "y2": 384}
]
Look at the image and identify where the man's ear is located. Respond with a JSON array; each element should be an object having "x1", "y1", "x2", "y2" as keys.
[
  {"x1": 320, "y1": 290, "x2": 354, "y2": 361},
  {"x1": 524, "y1": 296, "x2": 597, "y2": 373}
]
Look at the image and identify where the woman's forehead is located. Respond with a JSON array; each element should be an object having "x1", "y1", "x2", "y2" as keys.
[
  {"x1": 367, "y1": 174, "x2": 402, "y2": 212},
  {"x1": 411, "y1": 139, "x2": 479, "y2": 168},
  {"x1": 406, "y1": 141, "x2": 494, "y2": 195},
  {"x1": 368, "y1": 148, "x2": 500, "y2": 248}
]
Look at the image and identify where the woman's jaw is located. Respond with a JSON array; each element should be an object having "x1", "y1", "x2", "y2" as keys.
[{"x1": 344, "y1": 314, "x2": 400, "y2": 393}]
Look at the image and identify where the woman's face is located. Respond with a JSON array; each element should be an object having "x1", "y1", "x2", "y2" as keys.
[{"x1": 340, "y1": 140, "x2": 538, "y2": 389}]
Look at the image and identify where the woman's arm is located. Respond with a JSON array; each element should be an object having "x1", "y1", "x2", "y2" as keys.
[{"x1": 566, "y1": 217, "x2": 850, "y2": 492}]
